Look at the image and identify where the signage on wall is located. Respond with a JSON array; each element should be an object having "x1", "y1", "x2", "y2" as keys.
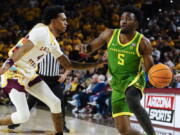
[
  {"x1": 131, "y1": 121, "x2": 175, "y2": 135},
  {"x1": 156, "y1": 130, "x2": 172, "y2": 135},
  {"x1": 146, "y1": 95, "x2": 175, "y2": 123}
]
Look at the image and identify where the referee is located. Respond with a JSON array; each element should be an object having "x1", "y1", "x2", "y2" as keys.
[{"x1": 8, "y1": 53, "x2": 70, "y2": 133}]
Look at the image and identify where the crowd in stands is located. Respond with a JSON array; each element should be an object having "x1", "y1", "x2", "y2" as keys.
[{"x1": 0, "y1": 0, "x2": 179, "y2": 119}]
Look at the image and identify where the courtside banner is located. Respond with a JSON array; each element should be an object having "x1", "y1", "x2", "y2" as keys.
[
  {"x1": 131, "y1": 89, "x2": 180, "y2": 130},
  {"x1": 146, "y1": 95, "x2": 175, "y2": 123},
  {"x1": 146, "y1": 96, "x2": 174, "y2": 110},
  {"x1": 131, "y1": 121, "x2": 179, "y2": 134},
  {"x1": 149, "y1": 108, "x2": 174, "y2": 123}
]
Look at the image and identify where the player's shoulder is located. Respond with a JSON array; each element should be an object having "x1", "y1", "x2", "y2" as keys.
[
  {"x1": 100, "y1": 28, "x2": 114, "y2": 42},
  {"x1": 33, "y1": 23, "x2": 48, "y2": 29},
  {"x1": 103, "y1": 28, "x2": 114, "y2": 34},
  {"x1": 101, "y1": 28, "x2": 114, "y2": 37},
  {"x1": 104, "y1": 28, "x2": 121, "y2": 36},
  {"x1": 140, "y1": 34, "x2": 150, "y2": 44},
  {"x1": 31, "y1": 23, "x2": 49, "y2": 34},
  {"x1": 139, "y1": 34, "x2": 152, "y2": 54}
]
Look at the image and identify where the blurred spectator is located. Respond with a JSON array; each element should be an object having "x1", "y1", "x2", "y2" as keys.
[
  {"x1": 0, "y1": 0, "x2": 179, "y2": 120},
  {"x1": 175, "y1": 74, "x2": 180, "y2": 82},
  {"x1": 152, "y1": 46, "x2": 161, "y2": 64},
  {"x1": 163, "y1": 56, "x2": 175, "y2": 68},
  {"x1": 68, "y1": 74, "x2": 106, "y2": 115}
]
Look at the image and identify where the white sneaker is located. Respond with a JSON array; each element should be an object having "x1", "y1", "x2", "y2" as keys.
[
  {"x1": 72, "y1": 107, "x2": 79, "y2": 117},
  {"x1": 78, "y1": 108, "x2": 86, "y2": 113},
  {"x1": 79, "y1": 113, "x2": 87, "y2": 118},
  {"x1": 93, "y1": 113, "x2": 102, "y2": 120},
  {"x1": 72, "y1": 107, "x2": 78, "y2": 113},
  {"x1": 88, "y1": 101, "x2": 96, "y2": 106},
  {"x1": 68, "y1": 100, "x2": 77, "y2": 106}
]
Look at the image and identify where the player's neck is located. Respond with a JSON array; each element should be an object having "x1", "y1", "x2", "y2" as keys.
[
  {"x1": 120, "y1": 31, "x2": 136, "y2": 42},
  {"x1": 123, "y1": 31, "x2": 136, "y2": 37},
  {"x1": 48, "y1": 25, "x2": 58, "y2": 38}
]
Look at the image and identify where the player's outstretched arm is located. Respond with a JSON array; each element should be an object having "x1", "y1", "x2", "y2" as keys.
[
  {"x1": 82, "y1": 29, "x2": 113, "y2": 54},
  {"x1": 140, "y1": 37, "x2": 154, "y2": 72},
  {"x1": 0, "y1": 39, "x2": 34, "y2": 75},
  {"x1": 57, "y1": 55, "x2": 103, "y2": 70}
]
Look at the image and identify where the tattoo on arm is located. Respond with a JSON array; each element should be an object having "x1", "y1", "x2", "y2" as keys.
[{"x1": 140, "y1": 37, "x2": 154, "y2": 72}]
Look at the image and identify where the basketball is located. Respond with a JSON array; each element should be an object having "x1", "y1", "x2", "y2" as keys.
[{"x1": 148, "y1": 64, "x2": 173, "y2": 88}]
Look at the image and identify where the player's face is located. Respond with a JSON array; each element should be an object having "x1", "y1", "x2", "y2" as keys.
[
  {"x1": 120, "y1": 12, "x2": 137, "y2": 34},
  {"x1": 54, "y1": 13, "x2": 68, "y2": 33}
]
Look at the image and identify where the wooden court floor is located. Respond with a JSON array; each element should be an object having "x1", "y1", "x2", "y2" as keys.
[
  {"x1": 0, "y1": 105, "x2": 118, "y2": 135},
  {"x1": 0, "y1": 105, "x2": 179, "y2": 135}
]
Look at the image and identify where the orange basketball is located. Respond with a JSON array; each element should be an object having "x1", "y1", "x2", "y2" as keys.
[{"x1": 148, "y1": 64, "x2": 173, "y2": 88}]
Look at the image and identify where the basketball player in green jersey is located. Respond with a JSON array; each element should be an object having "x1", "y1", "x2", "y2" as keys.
[{"x1": 82, "y1": 6, "x2": 156, "y2": 135}]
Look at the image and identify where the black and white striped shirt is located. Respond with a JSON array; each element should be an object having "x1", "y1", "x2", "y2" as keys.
[{"x1": 38, "y1": 53, "x2": 60, "y2": 76}]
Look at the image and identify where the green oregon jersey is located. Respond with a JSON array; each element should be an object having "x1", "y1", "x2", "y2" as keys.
[
  {"x1": 108, "y1": 29, "x2": 146, "y2": 95},
  {"x1": 108, "y1": 29, "x2": 143, "y2": 79},
  {"x1": 108, "y1": 29, "x2": 146, "y2": 117}
]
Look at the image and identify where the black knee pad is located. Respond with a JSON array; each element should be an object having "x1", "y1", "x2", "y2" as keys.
[{"x1": 125, "y1": 86, "x2": 142, "y2": 111}]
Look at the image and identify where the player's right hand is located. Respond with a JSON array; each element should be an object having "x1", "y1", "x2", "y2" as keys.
[
  {"x1": 79, "y1": 44, "x2": 86, "y2": 54},
  {"x1": 80, "y1": 44, "x2": 90, "y2": 54}
]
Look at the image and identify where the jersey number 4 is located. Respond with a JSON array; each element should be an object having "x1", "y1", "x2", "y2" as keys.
[{"x1": 118, "y1": 53, "x2": 125, "y2": 65}]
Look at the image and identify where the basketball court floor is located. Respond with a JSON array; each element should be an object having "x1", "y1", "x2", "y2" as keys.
[{"x1": 0, "y1": 105, "x2": 179, "y2": 135}]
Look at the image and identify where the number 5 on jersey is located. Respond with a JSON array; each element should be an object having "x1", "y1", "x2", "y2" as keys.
[{"x1": 118, "y1": 53, "x2": 125, "y2": 65}]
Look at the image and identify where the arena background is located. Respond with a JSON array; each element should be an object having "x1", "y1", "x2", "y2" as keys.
[{"x1": 0, "y1": 0, "x2": 179, "y2": 135}]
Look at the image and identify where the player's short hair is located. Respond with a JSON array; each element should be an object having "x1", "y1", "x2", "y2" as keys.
[
  {"x1": 120, "y1": 5, "x2": 143, "y2": 25},
  {"x1": 42, "y1": 5, "x2": 65, "y2": 25}
]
